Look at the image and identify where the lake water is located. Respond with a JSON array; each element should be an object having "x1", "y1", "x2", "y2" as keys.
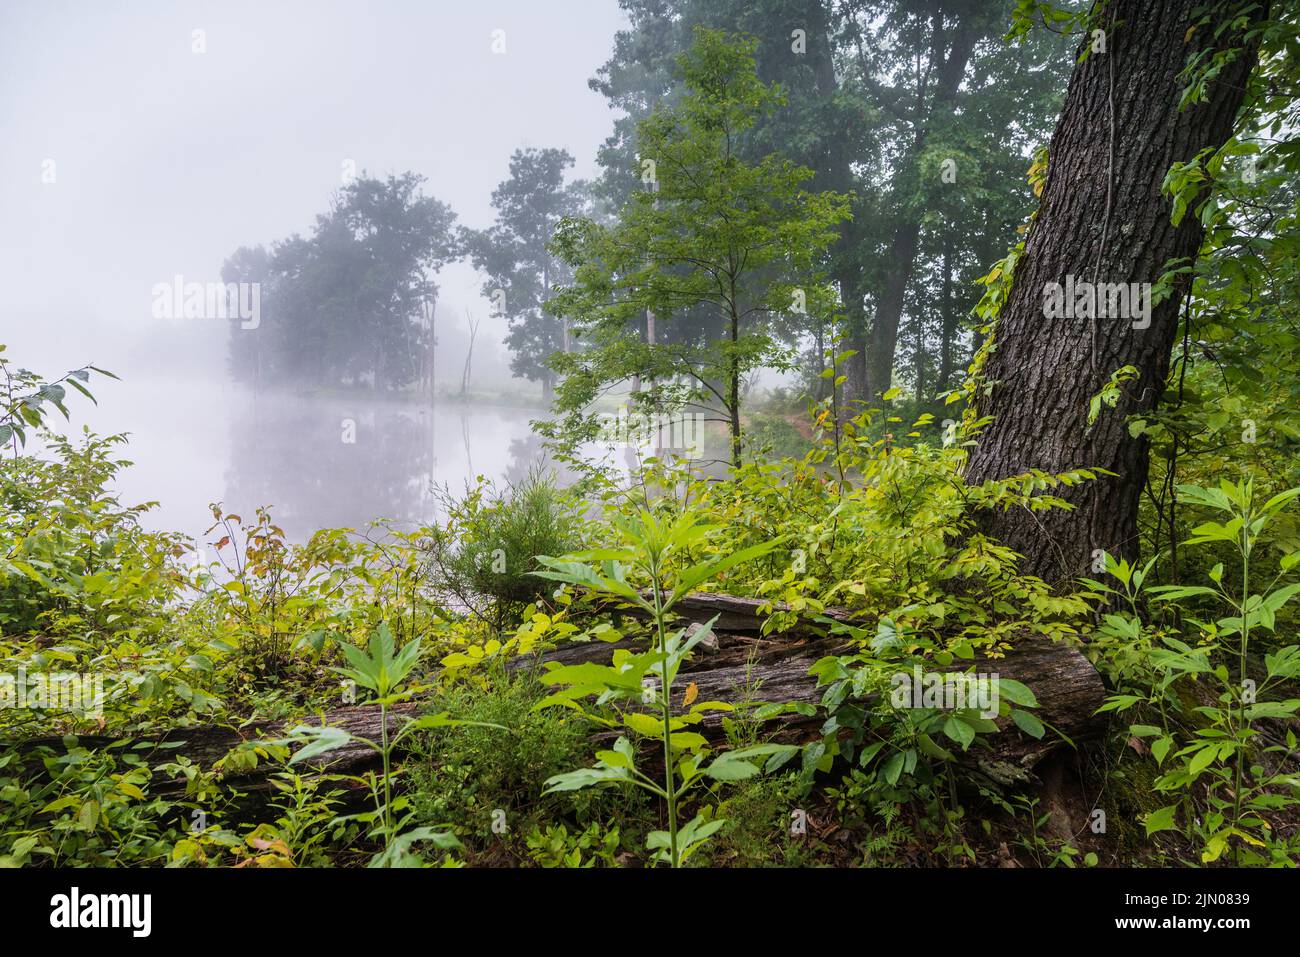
[{"x1": 58, "y1": 379, "x2": 551, "y2": 544}]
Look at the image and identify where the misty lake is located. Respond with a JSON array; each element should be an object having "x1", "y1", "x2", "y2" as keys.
[{"x1": 67, "y1": 379, "x2": 555, "y2": 545}]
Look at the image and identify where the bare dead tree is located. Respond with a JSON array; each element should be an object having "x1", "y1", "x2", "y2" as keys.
[{"x1": 461, "y1": 308, "x2": 481, "y2": 398}]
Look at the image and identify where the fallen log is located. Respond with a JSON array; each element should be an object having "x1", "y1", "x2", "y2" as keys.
[
  {"x1": 18, "y1": 592, "x2": 1107, "y2": 796},
  {"x1": 528, "y1": 592, "x2": 1107, "y2": 771}
]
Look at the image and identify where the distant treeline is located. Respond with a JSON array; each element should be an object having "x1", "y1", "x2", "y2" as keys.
[
  {"x1": 223, "y1": 154, "x2": 592, "y2": 397},
  {"x1": 222, "y1": 172, "x2": 457, "y2": 392}
]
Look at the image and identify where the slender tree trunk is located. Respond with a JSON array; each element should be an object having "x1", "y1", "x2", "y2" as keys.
[
  {"x1": 913, "y1": 322, "x2": 925, "y2": 404},
  {"x1": 814, "y1": 319, "x2": 828, "y2": 401},
  {"x1": 965, "y1": 0, "x2": 1264, "y2": 585},
  {"x1": 545, "y1": 256, "x2": 571, "y2": 355},
  {"x1": 854, "y1": 8, "x2": 985, "y2": 405},
  {"x1": 462, "y1": 313, "x2": 479, "y2": 398},
  {"x1": 863, "y1": 224, "x2": 921, "y2": 400},
  {"x1": 729, "y1": 308, "x2": 741, "y2": 469},
  {"x1": 839, "y1": 266, "x2": 867, "y2": 411},
  {"x1": 937, "y1": 239, "x2": 955, "y2": 399}
]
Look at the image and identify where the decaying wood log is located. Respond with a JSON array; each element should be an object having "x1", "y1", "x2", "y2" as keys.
[
  {"x1": 18, "y1": 592, "x2": 1107, "y2": 796},
  {"x1": 542, "y1": 592, "x2": 1107, "y2": 773}
]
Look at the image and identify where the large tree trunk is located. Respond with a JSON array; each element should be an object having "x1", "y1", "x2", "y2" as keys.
[{"x1": 965, "y1": 0, "x2": 1263, "y2": 585}]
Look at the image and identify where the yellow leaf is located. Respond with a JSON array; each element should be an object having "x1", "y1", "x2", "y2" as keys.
[
  {"x1": 623, "y1": 712, "x2": 664, "y2": 736},
  {"x1": 116, "y1": 781, "x2": 146, "y2": 800}
]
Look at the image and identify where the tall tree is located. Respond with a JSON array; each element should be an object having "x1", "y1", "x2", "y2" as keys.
[
  {"x1": 547, "y1": 29, "x2": 850, "y2": 468},
  {"x1": 462, "y1": 149, "x2": 591, "y2": 398},
  {"x1": 221, "y1": 244, "x2": 273, "y2": 389},
  {"x1": 589, "y1": 0, "x2": 868, "y2": 372},
  {"x1": 839, "y1": 0, "x2": 1071, "y2": 404},
  {"x1": 224, "y1": 173, "x2": 457, "y2": 391},
  {"x1": 964, "y1": 0, "x2": 1266, "y2": 584},
  {"x1": 588, "y1": 0, "x2": 1072, "y2": 410}
]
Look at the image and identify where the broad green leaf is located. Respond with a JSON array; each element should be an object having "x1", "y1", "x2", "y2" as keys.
[{"x1": 1143, "y1": 804, "x2": 1179, "y2": 837}]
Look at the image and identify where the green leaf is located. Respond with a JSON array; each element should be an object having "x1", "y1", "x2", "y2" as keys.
[
  {"x1": 76, "y1": 799, "x2": 100, "y2": 832},
  {"x1": 543, "y1": 765, "x2": 630, "y2": 793},
  {"x1": 704, "y1": 755, "x2": 760, "y2": 781},
  {"x1": 942, "y1": 714, "x2": 976, "y2": 750},
  {"x1": 1143, "y1": 804, "x2": 1179, "y2": 836},
  {"x1": 669, "y1": 538, "x2": 783, "y2": 607},
  {"x1": 287, "y1": 725, "x2": 354, "y2": 765},
  {"x1": 623, "y1": 712, "x2": 665, "y2": 737},
  {"x1": 1262, "y1": 486, "x2": 1300, "y2": 515},
  {"x1": 881, "y1": 751, "x2": 906, "y2": 785},
  {"x1": 996, "y1": 678, "x2": 1038, "y2": 708},
  {"x1": 595, "y1": 747, "x2": 635, "y2": 770},
  {"x1": 1010, "y1": 708, "x2": 1045, "y2": 739},
  {"x1": 1187, "y1": 744, "x2": 1218, "y2": 777}
]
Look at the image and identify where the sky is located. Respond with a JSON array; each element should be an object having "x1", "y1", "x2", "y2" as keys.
[{"x1": 0, "y1": 0, "x2": 629, "y2": 380}]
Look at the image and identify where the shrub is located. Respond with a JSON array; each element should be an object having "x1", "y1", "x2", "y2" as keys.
[
  {"x1": 405, "y1": 673, "x2": 646, "y2": 860},
  {"x1": 424, "y1": 469, "x2": 580, "y2": 627},
  {"x1": 707, "y1": 771, "x2": 819, "y2": 867}
]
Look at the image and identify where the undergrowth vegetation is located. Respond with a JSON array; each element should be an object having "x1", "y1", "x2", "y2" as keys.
[{"x1": 2, "y1": 343, "x2": 1299, "y2": 869}]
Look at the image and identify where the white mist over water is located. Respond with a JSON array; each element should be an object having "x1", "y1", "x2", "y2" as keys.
[
  {"x1": 1, "y1": 0, "x2": 630, "y2": 543},
  {"x1": 53, "y1": 376, "x2": 548, "y2": 544}
]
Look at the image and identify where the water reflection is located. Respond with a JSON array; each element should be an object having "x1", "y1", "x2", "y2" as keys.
[
  {"x1": 225, "y1": 391, "x2": 546, "y2": 541},
  {"x1": 64, "y1": 377, "x2": 723, "y2": 546}
]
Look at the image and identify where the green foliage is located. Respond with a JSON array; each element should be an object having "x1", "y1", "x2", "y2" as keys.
[
  {"x1": 222, "y1": 172, "x2": 458, "y2": 392},
  {"x1": 406, "y1": 674, "x2": 641, "y2": 860},
  {"x1": 0, "y1": 430, "x2": 234, "y2": 739},
  {"x1": 544, "y1": 28, "x2": 851, "y2": 467},
  {"x1": 1130, "y1": 3, "x2": 1300, "y2": 584},
  {"x1": 809, "y1": 616, "x2": 1045, "y2": 865},
  {"x1": 742, "y1": 411, "x2": 811, "y2": 461},
  {"x1": 554, "y1": 388, "x2": 1096, "y2": 862},
  {"x1": 1094, "y1": 477, "x2": 1300, "y2": 865},
  {"x1": 589, "y1": 2, "x2": 1073, "y2": 412},
  {"x1": 705, "y1": 771, "x2": 817, "y2": 867},
  {"x1": 0, "y1": 742, "x2": 192, "y2": 867},
  {"x1": 424, "y1": 470, "x2": 581, "y2": 628},
  {"x1": 285, "y1": 623, "x2": 503, "y2": 867},
  {"x1": 0, "y1": 346, "x2": 114, "y2": 451},
  {"x1": 462, "y1": 148, "x2": 591, "y2": 392},
  {"x1": 613, "y1": 403, "x2": 1096, "y2": 648},
  {"x1": 201, "y1": 505, "x2": 340, "y2": 679},
  {"x1": 531, "y1": 507, "x2": 798, "y2": 867},
  {"x1": 523, "y1": 821, "x2": 622, "y2": 868},
  {"x1": 0, "y1": 429, "x2": 177, "y2": 643}
]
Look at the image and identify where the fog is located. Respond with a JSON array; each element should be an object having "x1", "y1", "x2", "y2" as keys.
[{"x1": 0, "y1": 0, "x2": 628, "y2": 541}]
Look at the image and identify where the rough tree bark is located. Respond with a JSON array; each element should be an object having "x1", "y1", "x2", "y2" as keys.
[{"x1": 965, "y1": 0, "x2": 1264, "y2": 585}]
